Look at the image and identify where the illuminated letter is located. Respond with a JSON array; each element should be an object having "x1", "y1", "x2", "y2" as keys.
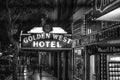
[
  {"x1": 57, "y1": 42, "x2": 62, "y2": 47},
  {"x1": 51, "y1": 41, "x2": 56, "y2": 47},
  {"x1": 46, "y1": 41, "x2": 50, "y2": 47},
  {"x1": 33, "y1": 41, "x2": 38, "y2": 47},
  {"x1": 23, "y1": 37, "x2": 28, "y2": 43},
  {"x1": 53, "y1": 34, "x2": 59, "y2": 39},
  {"x1": 36, "y1": 34, "x2": 42, "y2": 39},
  {"x1": 63, "y1": 37, "x2": 67, "y2": 43},
  {"x1": 28, "y1": 36, "x2": 33, "y2": 42},
  {"x1": 32, "y1": 35, "x2": 36, "y2": 41},
  {"x1": 39, "y1": 41, "x2": 45, "y2": 47},
  {"x1": 67, "y1": 39, "x2": 72, "y2": 44},
  {"x1": 41, "y1": 33, "x2": 45, "y2": 39},
  {"x1": 58, "y1": 35, "x2": 63, "y2": 41},
  {"x1": 46, "y1": 33, "x2": 51, "y2": 39}
]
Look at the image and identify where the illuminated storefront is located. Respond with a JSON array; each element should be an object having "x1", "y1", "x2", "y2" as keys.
[{"x1": 81, "y1": 0, "x2": 120, "y2": 80}]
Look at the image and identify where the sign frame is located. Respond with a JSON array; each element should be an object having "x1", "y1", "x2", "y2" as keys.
[{"x1": 20, "y1": 33, "x2": 72, "y2": 50}]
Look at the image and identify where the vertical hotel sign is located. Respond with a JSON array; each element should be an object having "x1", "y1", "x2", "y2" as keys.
[
  {"x1": 93, "y1": 0, "x2": 120, "y2": 19},
  {"x1": 20, "y1": 33, "x2": 72, "y2": 49}
]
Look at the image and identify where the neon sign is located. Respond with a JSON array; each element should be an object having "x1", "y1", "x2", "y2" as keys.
[
  {"x1": 21, "y1": 33, "x2": 72, "y2": 49},
  {"x1": 95, "y1": 0, "x2": 120, "y2": 12}
]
